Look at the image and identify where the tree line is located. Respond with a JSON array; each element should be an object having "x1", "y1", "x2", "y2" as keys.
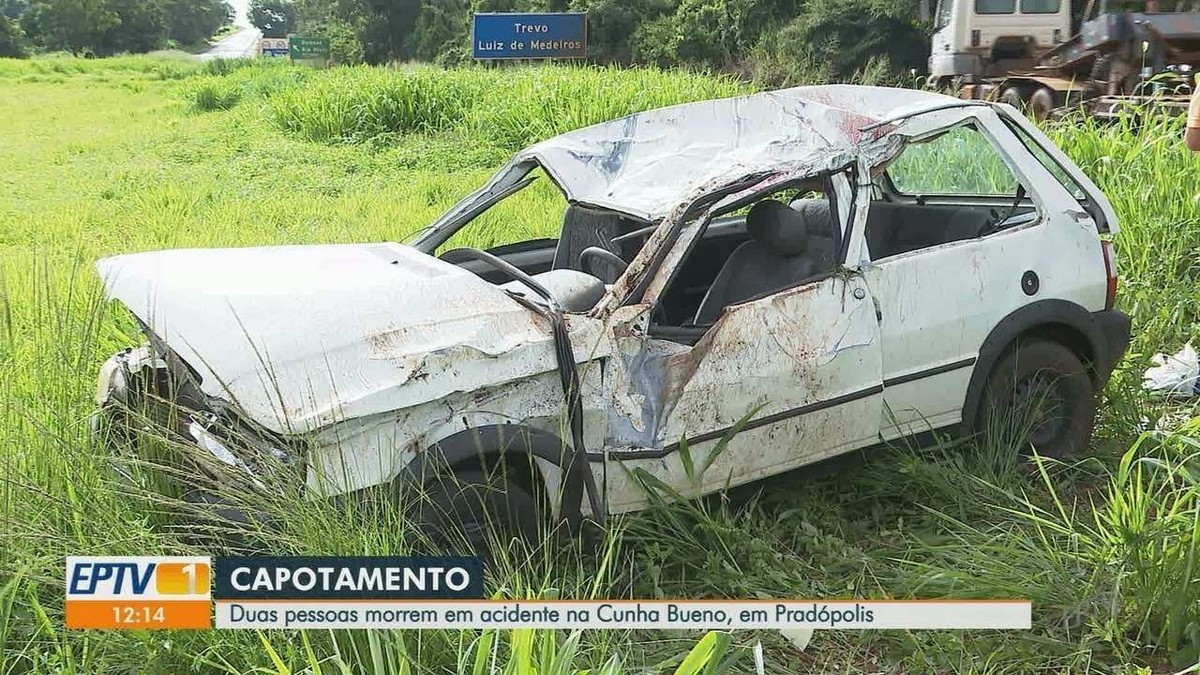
[
  {"x1": 1, "y1": 0, "x2": 230, "y2": 57},
  {"x1": 252, "y1": 0, "x2": 929, "y2": 83},
  {"x1": 0, "y1": 0, "x2": 930, "y2": 85}
]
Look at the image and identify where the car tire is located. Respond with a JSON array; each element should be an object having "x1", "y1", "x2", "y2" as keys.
[
  {"x1": 978, "y1": 339, "x2": 1095, "y2": 458},
  {"x1": 411, "y1": 468, "x2": 541, "y2": 554}
]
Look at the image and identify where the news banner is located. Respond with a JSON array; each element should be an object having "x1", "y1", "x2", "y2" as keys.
[{"x1": 65, "y1": 556, "x2": 1031, "y2": 630}]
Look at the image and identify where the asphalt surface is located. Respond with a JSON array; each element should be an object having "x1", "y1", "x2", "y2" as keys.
[{"x1": 199, "y1": 26, "x2": 262, "y2": 60}]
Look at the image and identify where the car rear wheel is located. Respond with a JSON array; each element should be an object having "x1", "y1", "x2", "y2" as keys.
[
  {"x1": 978, "y1": 339, "x2": 1095, "y2": 458},
  {"x1": 411, "y1": 469, "x2": 541, "y2": 554}
]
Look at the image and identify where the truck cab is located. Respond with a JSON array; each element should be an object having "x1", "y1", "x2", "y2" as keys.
[{"x1": 930, "y1": 0, "x2": 1072, "y2": 85}]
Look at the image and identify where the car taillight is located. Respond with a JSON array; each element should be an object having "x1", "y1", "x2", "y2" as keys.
[{"x1": 1101, "y1": 240, "x2": 1118, "y2": 310}]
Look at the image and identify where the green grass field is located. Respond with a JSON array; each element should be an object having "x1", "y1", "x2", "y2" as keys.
[{"x1": 1, "y1": 56, "x2": 1198, "y2": 674}]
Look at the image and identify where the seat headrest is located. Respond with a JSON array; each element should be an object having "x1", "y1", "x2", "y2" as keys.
[
  {"x1": 746, "y1": 199, "x2": 807, "y2": 257},
  {"x1": 790, "y1": 198, "x2": 836, "y2": 238}
]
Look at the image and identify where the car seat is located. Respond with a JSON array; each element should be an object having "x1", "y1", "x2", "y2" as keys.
[{"x1": 692, "y1": 200, "x2": 819, "y2": 325}]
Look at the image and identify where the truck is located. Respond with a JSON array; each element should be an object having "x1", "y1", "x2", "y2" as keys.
[{"x1": 929, "y1": 0, "x2": 1200, "y2": 119}]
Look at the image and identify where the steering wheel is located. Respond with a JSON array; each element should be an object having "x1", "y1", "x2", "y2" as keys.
[
  {"x1": 579, "y1": 246, "x2": 628, "y2": 278},
  {"x1": 440, "y1": 246, "x2": 559, "y2": 306}
]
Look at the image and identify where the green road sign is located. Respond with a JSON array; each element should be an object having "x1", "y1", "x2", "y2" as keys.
[{"x1": 289, "y1": 37, "x2": 330, "y2": 61}]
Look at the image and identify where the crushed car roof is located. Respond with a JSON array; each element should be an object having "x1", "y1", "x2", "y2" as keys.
[{"x1": 516, "y1": 84, "x2": 963, "y2": 221}]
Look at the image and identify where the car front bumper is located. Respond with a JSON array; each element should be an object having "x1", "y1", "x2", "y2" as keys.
[
  {"x1": 92, "y1": 343, "x2": 294, "y2": 487},
  {"x1": 94, "y1": 344, "x2": 166, "y2": 408},
  {"x1": 93, "y1": 345, "x2": 291, "y2": 536},
  {"x1": 1093, "y1": 309, "x2": 1132, "y2": 381}
]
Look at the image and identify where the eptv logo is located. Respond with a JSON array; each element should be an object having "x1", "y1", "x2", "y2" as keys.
[
  {"x1": 69, "y1": 559, "x2": 209, "y2": 596},
  {"x1": 65, "y1": 557, "x2": 211, "y2": 630}
]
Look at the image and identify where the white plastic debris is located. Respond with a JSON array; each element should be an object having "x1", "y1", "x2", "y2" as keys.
[
  {"x1": 1142, "y1": 343, "x2": 1200, "y2": 398},
  {"x1": 752, "y1": 629, "x2": 813, "y2": 674},
  {"x1": 779, "y1": 627, "x2": 813, "y2": 651}
]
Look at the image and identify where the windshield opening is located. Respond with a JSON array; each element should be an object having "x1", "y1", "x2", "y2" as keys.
[
  {"x1": 437, "y1": 169, "x2": 564, "y2": 253},
  {"x1": 418, "y1": 165, "x2": 663, "y2": 314}
]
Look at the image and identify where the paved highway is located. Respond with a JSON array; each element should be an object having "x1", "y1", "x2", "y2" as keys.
[{"x1": 199, "y1": 26, "x2": 262, "y2": 60}]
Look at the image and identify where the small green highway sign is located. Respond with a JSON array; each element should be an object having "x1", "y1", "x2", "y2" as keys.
[{"x1": 289, "y1": 37, "x2": 330, "y2": 61}]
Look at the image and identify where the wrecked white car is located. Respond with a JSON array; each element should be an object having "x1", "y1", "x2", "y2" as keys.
[{"x1": 94, "y1": 85, "x2": 1130, "y2": 542}]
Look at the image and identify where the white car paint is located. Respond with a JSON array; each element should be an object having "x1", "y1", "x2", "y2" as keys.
[
  {"x1": 865, "y1": 108, "x2": 1109, "y2": 440},
  {"x1": 98, "y1": 242, "x2": 609, "y2": 435}
]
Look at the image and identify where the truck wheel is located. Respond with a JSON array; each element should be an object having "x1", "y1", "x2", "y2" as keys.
[
  {"x1": 977, "y1": 339, "x2": 1095, "y2": 458},
  {"x1": 1000, "y1": 87, "x2": 1025, "y2": 108},
  {"x1": 1028, "y1": 87, "x2": 1055, "y2": 121},
  {"x1": 1090, "y1": 53, "x2": 1112, "y2": 83},
  {"x1": 929, "y1": 75, "x2": 963, "y2": 94},
  {"x1": 411, "y1": 468, "x2": 541, "y2": 554}
]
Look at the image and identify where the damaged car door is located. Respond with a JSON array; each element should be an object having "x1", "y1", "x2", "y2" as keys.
[{"x1": 600, "y1": 178, "x2": 885, "y2": 513}]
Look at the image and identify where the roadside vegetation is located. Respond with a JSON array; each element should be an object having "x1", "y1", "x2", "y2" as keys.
[
  {"x1": 1, "y1": 56, "x2": 1198, "y2": 673},
  {"x1": 264, "y1": 0, "x2": 929, "y2": 84},
  {"x1": 4, "y1": 0, "x2": 930, "y2": 85},
  {"x1": 0, "y1": 0, "x2": 229, "y2": 58}
]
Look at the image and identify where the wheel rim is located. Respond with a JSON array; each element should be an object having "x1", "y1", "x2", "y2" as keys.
[{"x1": 1009, "y1": 370, "x2": 1069, "y2": 447}]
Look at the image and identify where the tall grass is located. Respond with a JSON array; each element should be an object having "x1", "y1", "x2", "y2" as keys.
[
  {"x1": 0, "y1": 52, "x2": 201, "y2": 84},
  {"x1": 263, "y1": 64, "x2": 749, "y2": 149},
  {"x1": 184, "y1": 60, "x2": 315, "y2": 112},
  {"x1": 1047, "y1": 112, "x2": 1200, "y2": 361},
  {"x1": 267, "y1": 66, "x2": 490, "y2": 142}
]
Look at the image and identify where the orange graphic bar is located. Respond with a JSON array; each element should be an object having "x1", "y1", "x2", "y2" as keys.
[
  {"x1": 66, "y1": 600, "x2": 211, "y2": 630},
  {"x1": 155, "y1": 562, "x2": 211, "y2": 596}
]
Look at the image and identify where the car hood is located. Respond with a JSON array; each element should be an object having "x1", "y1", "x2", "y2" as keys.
[{"x1": 96, "y1": 243, "x2": 588, "y2": 435}]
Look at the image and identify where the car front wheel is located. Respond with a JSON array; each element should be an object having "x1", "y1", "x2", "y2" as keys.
[
  {"x1": 410, "y1": 469, "x2": 541, "y2": 554},
  {"x1": 978, "y1": 339, "x2": 1095, "y2": 457}
]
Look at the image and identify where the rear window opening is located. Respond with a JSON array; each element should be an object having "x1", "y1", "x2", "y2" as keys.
[{"x1": 868, "y1": 123, "x2": 1039, "y2": 261}]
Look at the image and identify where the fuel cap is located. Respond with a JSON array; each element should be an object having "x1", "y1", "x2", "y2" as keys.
[{"x1": 1021, "y1": 270, "x2": 1039, "y2": 296}]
